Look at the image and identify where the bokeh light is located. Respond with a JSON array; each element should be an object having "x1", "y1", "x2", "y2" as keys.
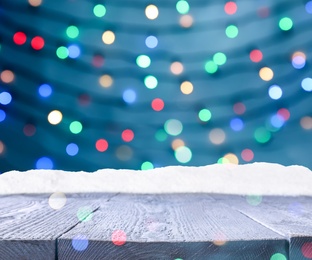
[
  {"x1": 176, "y1": 0, "x2": 190, "y2": 14},
  {"x1": 230, "y1": 118, "x2": 244, "y2": 131},
  {"x1": 49, "y1": 192, "x2": 67, "y2": 210},
  {"x1": 93, "y1": 4, "x2": 106, "y2": 17},
  {"x1": 36, "y1": 157, "x2": 53, "y2": 169},
  {"x1": 48, "y1": 110, "x2": 63, "y2": 125},
  {"x1": 77, "y1": 206, "x2": 93, "y2": 222},
  {"x1": 155, "y1": 129, "x2": 167, "y2": 142},
  {"x1": 198, "y1": 109, "x2": 211, "y2": 122},
  {"x1": 69, "y1": 121, "x2": 83, "y2": 134},
  {"x1": 174, "y1": 146, "x2": 192, "y2": 163},
  {"x1": 171, "y1": 139, "x2": 185, "y2": 150},
  {"x1": 250, "y1": 49, "x2": 263, "y2": 63},
  {"x1": 170, "y1": 61, "x2": 184, "y2": 75},
  {"x1": 0, "y1": 92, "x2": 12, "y2": 105},
  {"x1": 28, "y1": 0, "x2": 42, "y2": 7},
  {"x1": 151, "y1": 98, "x2": 164, "y2": 111},
  {"x1": 254, "y1": 127, "x2": 271, "y2": 143},
  {"x1": 116, "y1": 145, "x2": 133, "y2": 161},
  {"x1": 123, "y1": 89, "x2": 136, "y2": 104},
  {"x1": 99, "y1": 74, "x2": 113, "y2": 88},
  {"x1": 66, "y1": 25, "x2": 79, "y2": 39},
  {"x1": 0, "y1": 110, "x2": 6, "y2": 123},
  {"x1": 112, "y1": 230, "x2": 127, "y2": 246},
  {"x1": 102, "y1": 31, "x2": 115, "y2": 45},
  {"x1": 268, "y1": 85, "x2": 282, "y2": 100},
  {"x1": 233, "y1": 102, "x2": 246, "y2": 115},
  {"x1": 56, "y1": 46, "x2": 69, "y2": 59},
  {"x1": 279, "y1": 17, "x2": 293, "y2": 31},
  {"x1": 224, "y1": 2, "x2": 237, "y2": 15},
  {"x1": 141, "y1": 161, "x2": 154, "y2": 170},
  {"x1": 205, "y1": 60, "x2": 218, "y2": 74},
  {"x1": 145, "y1": 5, "x2": 159, "y2": 20},
  {"x1": 301, "y1": 242, "x2": 312, "y2": 258},
  {"x1": 179, "y1": 14, "x2": 193, "y2": 28},
  {"x1": 180, "y1": 81, "x2": 193, "y2": 94},
  {"x1": 38, "y1": 84, "x2": 52, "y2": 97},
  {"x1": 164, "y1": 119, "x2": 183, "y2": 136},
  {"x1": 1, "y1": 70, "x2": 14, "y2": 83},
  {"x1": 23, "y1": 124, "x2": 36, "y2": 136},
  {"x1": 68, "y1": 44, "x2": 81, "y2": 59},
  {"x1": 301, "y1": 78, "x2": 312, "y2": 92},
  {"x1": 122, "y1": 129, "x2": 134, "y2": 142},
  {"x1": 136, "y1": 55, "x2": 151, "y2": 68},
  {"x1": 96, "y1": 139, "x2": 108, "y2": 152},
  {"x1": 225, "y1": 25, "x2": 238, "y2": 38},
  {"x1": 144, "y1": 75, "x2": 158, "y2": 89},
  {"x1": 259, "y1": 67, "x2": 274, "y2": 81},
  {"x1": 277, "y1": 108, "x2": 290, "y2": 121},
  {"x1": 246, "y1": 195, "x2": 262, "y2": 206},
  {"x1": 292, "y1": 51, "x2": 306, "y2": 69},
  {"x1": 72, "y1": 235, "x2": 88, "y2": 251},
  {"x1": 213, "y1": 52, "x2": 227, "y2": 65},
  {"x1": 241, "y1": 149, "x2": 254, "y2": 162},
  {"x1": 300, "y1": 116, "x2": 312, "y2": 130},
  {"x1": 0, "y1": 141, "x2": 4, "y2": 154},
  {"x1": 31, "y1": 36, "x2": 44, "y2": 50},
  {"x1": 306, "y1": 1, "x2": 312, "y2": 14},
  {"x1": 145, "y1": 35, "x2": 158, "y2": 48},
  {"x1": 13, "y1": 32, "x2": 27, "y2": 45},
  {"x1": 209, "y1": 128, "x2": 226, "y2": 145}
]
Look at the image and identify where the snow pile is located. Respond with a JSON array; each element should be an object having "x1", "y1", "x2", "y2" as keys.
[{"x1": 0, "y1": 163, "x2": 311, "y2": 195}]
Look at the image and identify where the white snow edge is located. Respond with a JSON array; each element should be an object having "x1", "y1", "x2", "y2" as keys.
[{"x1": 0, "y1": 163, "x2": 311, "y2": 195}]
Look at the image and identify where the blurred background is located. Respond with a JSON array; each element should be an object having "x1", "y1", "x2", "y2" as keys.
[{"x1": 0, "y1": 0, "x2": 311, "y2": 172}]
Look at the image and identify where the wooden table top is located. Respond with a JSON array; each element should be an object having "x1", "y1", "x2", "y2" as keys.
[{"x1": 0, "y1": 193, "x2": 311, "y2": 259}]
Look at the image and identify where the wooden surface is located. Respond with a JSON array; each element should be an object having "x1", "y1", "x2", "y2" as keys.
[{"x1": 0, "y1": 193, "x2": 311, "y2": 259}]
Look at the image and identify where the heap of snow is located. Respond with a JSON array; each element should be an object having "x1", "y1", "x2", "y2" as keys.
[{"x1": 0, "y1": 163, "x2": 311, "y2": 195}]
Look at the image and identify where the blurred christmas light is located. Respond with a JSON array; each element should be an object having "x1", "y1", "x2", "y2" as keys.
[
  {"x1": 176, "y1": 0, "x2": 190, "y2": 14},
  {"x1": 301, "y1": 78, "x2": 312, "y2": 92},
  {"x1": 0, "y1": 70, "x2": 14, "y2": 83},
  {"x1": 225, "y1": 25, "x2": 238, "y2": 38},
  {"x1": 96, "y1": 139, "x2": 108, "y2": 152},
  {"x1": 28, "y1": 0, "x2": 42, "y2": 7},
  {"x1": 0, "y1": 110, "x2": 6, "y2": 122},
  {"x1": 174, "y1": 146, "x2": 192, "y2": 163},
  {"x1": 279, "y1": 17, "x2": 293, "y2": 31},
  {"x1": 180, "y1": 81, "x2": 193, "y2": 94},
  {"x1": 224, "y1": 2, "x2": 237, "y2": 15},
  {"x1": 31, "y1": 36, "x2": 44, "y2": 50},
  {"x1": 48, "y1": 110, "x2": 63, "y2": 125},
  {"x1": 198, "y1": 109, "x2": 211, "y2": 122},
  {"x1": 213, "y1": 52, "x2": 227, "y2": 65},
  {"x1": 249, "y1": 50, "x2": 263, "y2": 63},
  {"x1": 145, "y1": 36, "x2": 158, "y2": 48},
  {"x1": 68, "y1": 44, "x2": 81, "y2": 59},
  {"x1": 268, "y1": 85, "x2": 282, "y2": 100},
  {"x1": 13, "y1": 32, "x2": 27, "y2": 45},
  {"x1": 259, "y1": 67, "x2": 274, "y2": 81},
  {"x1": 179, "y1": 14, "x2": 193, "y2": 28},
  {"x1": 36, "y1": 157, "x2": 53, "y2": 169},
  {"x1": 66, "y1": 143, "x2": 79, "y2": 156},
  {"x1": 122, "y1": 129, "x2": 134, "y2": 142},
  {"x1": 254, "y1": 127, "x2": 271, "y2": 143},
  {"x1": 144, "y1": 75, "x2": 158, "y2": 89},
  {"x1": 99, "y1": 75, "x2": 113, "y2": 88},
  {"x1": 170, "y1": 61, "x2": 184, "y2": 75},
  {"x1": 93, "y1": 4, "x2": 106, "y2": 17},
  {"x1": 209, "y1": 128, "x2": 226, "y2": 145},
  {"x1": 164, "y1": 119, "x2": 183, "y2": 136},
  {"x1": 292, "y1": 52, "x2": 306, "y2": 69},
  {"x1": 123, "y1": 89, "x2": 136, "y2": 104},
  {"x1": 102, "y1": 31, "x2": 115, "y2": 45},
  {"x1": 0, "y1": 92, "x2": 12, "y2": 105},
  {"x1": 56, "y1": 46, "x2": 69, "y2": 59},
  {"x1": 66, "y1": 26, "x2": 79, "y2": 39},
  {"x1": 38, "y1": 84, "x2": 52, "y2": 97},
  {"x1": 136, "y1": 55, "x2": 151, "y2": 68},
  {"x1": 205, "y1": 60, "x2": 218, "y2": 74},
  {"x1": 151, "y1": 98, "x2": 164, "y2": 111},
  {"x1": 69, "y1": 121, "x2": 83, "y2": 134},
  {"x1": 141, "y1": 161, "x2": 154, "y2": 170},
  {"x1": 145, "y1": 5, "x2": 159, "y2": 20}
]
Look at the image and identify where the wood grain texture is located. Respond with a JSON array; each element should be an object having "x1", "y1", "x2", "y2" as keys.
[
  {"x1": 58, "y1": 194, "x2": 287, "y2": 260},
  {"x1": 211, "y1": 195, "x2": 312, "y2": 260},
  {"x1": 0, "y1": 193, "x2": 115, "y2": 260}
]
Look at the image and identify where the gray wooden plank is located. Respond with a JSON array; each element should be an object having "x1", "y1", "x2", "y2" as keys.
[
  {"x1": 58, "y1": 194, "x2": 288, "y2": 260},
  {"x1": 0, "y1": 193, "x2": 115, "y2": 260},
  {"x1": 211, "y1": 194, "x2": 312, "y2": 260}
]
